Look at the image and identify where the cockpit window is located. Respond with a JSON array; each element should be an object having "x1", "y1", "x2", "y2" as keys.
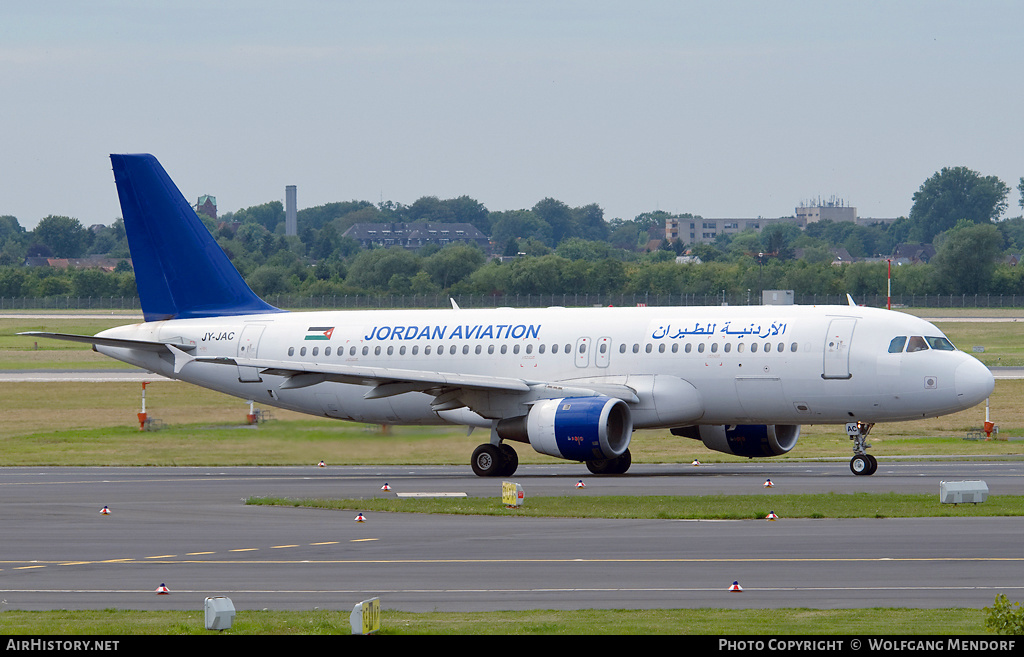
[
  {"x1": 925, "y1": 336, "x2": 956, "y2": 351},
  {"x1": 906, "y1": 336, "x2": 929, "y2": 353},
  {"x1": 888, "y1": 336, "x2": 907, "y2": 353}
]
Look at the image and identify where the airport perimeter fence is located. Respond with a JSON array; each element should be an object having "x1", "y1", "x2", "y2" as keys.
[{"x1": 3, "y1": 292, "x2": 1024, "y2": 311}]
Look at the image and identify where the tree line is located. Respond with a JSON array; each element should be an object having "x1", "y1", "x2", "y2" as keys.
[{"x1": 1, "y1": 168, "x2": 1023, "y2": 303}]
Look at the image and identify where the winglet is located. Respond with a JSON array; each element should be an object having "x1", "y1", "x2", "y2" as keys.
[
  {"x1": 450, "y1": 298, "x2": 461, "y2": 310},
  {"x1": 110, "y1": 154, "x2": 282, "y2": 322},
  {"x1": 847, "y1": 293, "x2": 857, "y2": 306}
]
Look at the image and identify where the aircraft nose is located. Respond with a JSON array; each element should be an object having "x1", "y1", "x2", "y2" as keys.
[{"x1": 955, "y1": 358, "x2": 995, "y2": 407}]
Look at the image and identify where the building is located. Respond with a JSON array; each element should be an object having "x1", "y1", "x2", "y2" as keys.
[
  {"x1": 343, "y1": 222, "x2": 490, "y2": 252},
  {"x1": 665, "y1": 200, "x2": 897, "y2": 246},
  {"x1": 195, "y1": 195, "x2": 217, "y2": 221},
  {"x1": 666, "y1": 216, "x2": 802, "y2": 244}
]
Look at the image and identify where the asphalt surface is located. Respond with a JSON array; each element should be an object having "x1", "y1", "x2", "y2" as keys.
[{"x1": 1, "y1": 461, "x2": 1021, "y2": 612}]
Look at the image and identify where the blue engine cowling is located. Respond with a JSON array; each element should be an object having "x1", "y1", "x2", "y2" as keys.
[
  {"x1": 496, "y1": 397, "x2": 633, "y2": 461},
  {"x1": 673, "y1": 424, "x2": 800, "y2": 458}
]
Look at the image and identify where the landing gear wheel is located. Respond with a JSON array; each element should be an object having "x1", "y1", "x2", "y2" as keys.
[
  {"x1": 499, "y1": 444, "x2": 519, "y2": 477},
  {"x1": 471, "y1": 444, "x2": 503, "y2": 477},
  {"x1": 586, "y1": 449, "x2": 631, "y2": 475},
  {"x1": 850, "y1": 454, "x2": 875, "y2": 476}
]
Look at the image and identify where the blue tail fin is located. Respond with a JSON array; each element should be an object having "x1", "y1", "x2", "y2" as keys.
[{"x1": 111, "y1": 154, "x2": 282, "y2": 321}]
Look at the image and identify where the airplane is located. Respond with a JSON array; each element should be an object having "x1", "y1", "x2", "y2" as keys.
[{"x1": 23, "y1": 154, "x2": 996, "y2": 477}]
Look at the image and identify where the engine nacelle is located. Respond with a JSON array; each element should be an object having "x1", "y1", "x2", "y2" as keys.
[
  {"x1": 496, "y1": 396, "x2": 632, "y2": 461},
  {"x1": 672, "y1": 424, "x2": 800, "y2": 458}
]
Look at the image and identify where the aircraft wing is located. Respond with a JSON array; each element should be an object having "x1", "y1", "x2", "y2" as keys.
[
  {"x1": 18, "y1": 332, "x2": 197, "y2": 354},
  {"x1": 193, "y1": 355, "x2": 641, "y2": 408}
]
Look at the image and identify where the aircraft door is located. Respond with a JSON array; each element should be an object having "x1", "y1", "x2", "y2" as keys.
[
  {"x1": 575, "y1": 337, "x2": 591, "y2": 368},
  {"x1": 236, "y1": 323, "x2": 266, "y2": 383},
  {"x1": 823, "y1": 318, "x2": 856, "y2": 379}
]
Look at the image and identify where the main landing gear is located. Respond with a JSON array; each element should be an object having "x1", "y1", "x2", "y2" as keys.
[
  {"x1": 471, "y1": 442, "x2": 519, "y2": 477},
  {"x1": 846, "y1": 421, "x2": 877, "y2": 475},
  {"x1": 585, "y1": 449, "x2": 632, "y2": 475}
]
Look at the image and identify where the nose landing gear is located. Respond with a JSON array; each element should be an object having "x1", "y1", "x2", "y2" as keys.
[{"x1": 847, "y1": 421, "x2": 877, "y2": 475}]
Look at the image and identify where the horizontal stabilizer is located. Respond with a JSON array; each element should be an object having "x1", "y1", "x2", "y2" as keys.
[{"x1": 19, "y1": 331, "x2": 196, "y2": 354}]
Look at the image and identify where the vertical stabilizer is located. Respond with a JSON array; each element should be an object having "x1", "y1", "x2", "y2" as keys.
[{"x1": 110, "y1": 154, "x2": 282, "y2": 321}]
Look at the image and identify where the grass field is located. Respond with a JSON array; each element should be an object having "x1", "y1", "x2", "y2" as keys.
[{"x1": 0, "y1": 607, "x2": 995, "y2": 635}]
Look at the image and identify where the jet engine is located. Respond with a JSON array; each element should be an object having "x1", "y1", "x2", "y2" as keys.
[
  {"x1": 496, "y1": 396, "x2": 632, "y2": 461},
  {"x1": 672, "y1": 424, "x2": 800, "y2": 458}
]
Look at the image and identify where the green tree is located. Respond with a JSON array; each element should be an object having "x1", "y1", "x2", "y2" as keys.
[
  {"x1": 33, "y1": 215, "x2": 90, "y2": 258},
  {"x1": 908, "y1": 167, "x2": 1009, "y2": 243},
  {"x1": 930, "y1": 221, "x2": 1004, "y2": 294},
  {"x1": 345, "y1": 247, "x2": 422, "y2": 292},
  {"x1": 423, "y1": 243, "x2": 486, "y2": 289}
]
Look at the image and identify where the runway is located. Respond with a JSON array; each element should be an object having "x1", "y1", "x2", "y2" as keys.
[{"x1": 1, "y1": 461, "x2": 1021, "y2": 612}]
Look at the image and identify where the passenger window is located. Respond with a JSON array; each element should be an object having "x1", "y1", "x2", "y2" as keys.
[
  {"x1": 672, "y1": 343, "x2": 679, "y2": 353},
  {"x1": 324, "y1": 347, "x2": 331, "y2": 356},
  {"x1": 724, "y1": 343, "x2": 731, "y2": 353},
  {"x1": 425, "y1": 346, "x2": 432, "y2": 355},
  {"x1": 632, "y1": 344, "x2": 640, "y2": 354},
  {"x1": 697, "y1": 343, "x2": 705, "y2": 353},
  {"x1": 526, "y1": 344, "x2": 533, "y2": 354},
  {"x1": 618, "y1": 344, "x2": 625, "y2": 354},
  {"x1": 450, "y1": 345, "x2": 457, "y2": 355},
  {"x1": 645, "y1": 344, "x2": 652, "y2": 353},
  {"x1": 350, "y1": 346, "x2": 356, "y2": 356},
  {"x1": 790, "y1": 342, "x2": 797, "y2": 352},
  {"x1": 362, "y1": 346, "x2": 369, "y2": 356},
  {"x1": 711, "y1": 343, "x2": 718, "y2": 353},
  {"x1": 750, "y1": 343, "x2": 758, "y2": 353},
  {"x1": 300, "y1": 347, "x2": 307, "y2": 356},
  {"x1": 685, "y1": 343, "x2": 692, "y2": 353},
  {"x1": 288, "y1": 347, "x2": 294, "y2": 356},
  {"x1": 488, "y1": 345, "x2": 494, "y2": 354},
  {"x1": 374, "y1": 346, "x2": 381, "y2": 356},
  {"x1": 906, "y1": 336, "x2": 929, "y2": 353},
  {"x1": 513, "y1": 345, "x2": 520, "y2": 354},
  {"x1": 501, "y1": 345, "x2": 507, "y2": 354},
  {"x1": 476, "y1": 345, "x2": 482, "y2": 354},
  {"x1": 386, "y1": 346, "x2": 393, "y2": 355}
]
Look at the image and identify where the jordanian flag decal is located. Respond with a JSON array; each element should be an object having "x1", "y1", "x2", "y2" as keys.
[{"x1": 305, "y1": 326, "x2": 335, "y2": 341}]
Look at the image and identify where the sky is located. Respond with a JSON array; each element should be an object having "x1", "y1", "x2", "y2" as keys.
[{"x1": 2, "y1": 1, "x2": 1022, "y2": 230}]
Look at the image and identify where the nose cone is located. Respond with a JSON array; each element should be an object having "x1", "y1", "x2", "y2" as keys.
[{"x1": 955, "y1": 358, "x2": 995, "y2": 408}]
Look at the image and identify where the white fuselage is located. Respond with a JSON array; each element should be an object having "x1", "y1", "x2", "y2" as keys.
[{"x1": 94, "y1": 304, "x2": 994, "y2": 430}]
